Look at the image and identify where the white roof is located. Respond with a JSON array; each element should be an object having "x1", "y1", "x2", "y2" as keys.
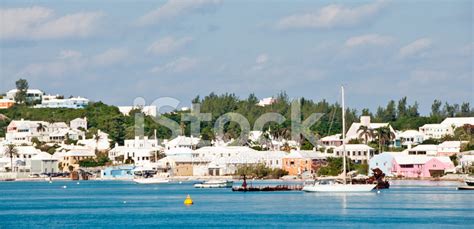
[
  {"x1": 335, "y1": 144, "x2": 374, "y2": 151},
  {"x1": 7, "y1": 89, "x2": 43, "y2": 94},
  {"x1": 441, "y1": 117, "x2": 474, "y2": 127},
  {"x1": 438, "y1": 141, "x2": 461, "y2": 148},
  {"x1": 165, "y1": 147, "x2": 193, "y2": 156},
  {"x1": 409, "y1": 144, "x2": 438, "y2": 151},
  {"x1": 167, "y1": 135, "x2": 200, "y2": 146},
  {"x1": 393, "y1": 155, "x2": 430, "y2": 165},
  {"x1": 32, "y1": 151, "x2": 57, "y2": 160},
  {"x1": 434, "y1": 156, "x2": 453, "y2": 164},
  {"x1": 0, "y1": 146, "x2": 40, "y2": 156},
  {"x1": 320, "y1": 134, "x2": 342, "y2": 141},
  {"x1": 283, "y1": 150, "x2": 323, "y2": 159},
  {"x1": 399, "y1": 130, "x2": 424, "y2": 138}
]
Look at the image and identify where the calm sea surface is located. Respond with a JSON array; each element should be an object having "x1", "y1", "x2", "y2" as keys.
[{"x1": 0, "y1": 180, "x2": 472, "y2": 228}]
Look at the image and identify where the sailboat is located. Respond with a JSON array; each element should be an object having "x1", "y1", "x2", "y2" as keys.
[{"x1": 302, "y1": 86, "x2": 376, "y2": 192}]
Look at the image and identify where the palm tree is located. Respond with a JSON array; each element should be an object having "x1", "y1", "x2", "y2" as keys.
[
  {"x1": 36, "y1": 123, "x2": 46, "y2": 132},
  {"x1": 4, "y1": 144, "x2": 18, "y2": 173},
  {"x1": 357, "y1": 125, "x2": 374, "y2": 145},
  {"x1": 93, "y1": 130, "x2": 102, "y2": 155},
  {"x1": 374, "y1": 126, "x2": 395, "y2": 153}
]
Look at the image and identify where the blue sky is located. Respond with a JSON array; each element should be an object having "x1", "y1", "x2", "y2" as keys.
[{"x1": 0, "y1": 0, "x2": 472, "y2": 114}]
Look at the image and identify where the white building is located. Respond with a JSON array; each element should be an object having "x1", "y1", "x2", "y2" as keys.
[
  {"x1": 70, "y1": 118, "x2": 87, "y2": 130},
  {"x1": 0, "y1": 145, "x2": 41, "y2": 172},
  {"x1": 334, "y1": 144, "x2": 375, "y2": 163},
  {"x1": 437, "y1": 141, "x2": 462, "y2": 156},
  {"x1": 320, "y1": 134, "x2": 343, "y2": 148},
  {"x1": 77, "y1": 130, "x2": 111, "y2": 151},
  {"x1": 109, "y1": 136, "x2": 162, "y2": 166},
  {"x1": 397, "y1": 130, "x2": 425, "y2": 147},
  {"x1": 30, "y1": 151, "x2": 59, "y2": 174},
  {"x1": 257, "y1": 97, "x2": 276, "y2": 107},
  {"x1": 118, "y1": 105, "x2": 157, "y2": 117},
  {"x1": 407, "y1": 144, "x2": 438, "y2": 156},
  {"x1": 191, "y1": 146, "x2": 287, "y2": 176},
  {"x1": 6, "y1": 119, "x2": 48, "y2": 144},
  {"x1": 346, "y1": 116, "x2": 395, "y2": 142},
  {"x1": 34, "y1": 96, "x2": 89, "y2": 109},
  {"x1": 6, "y1": 119, "x2": 86, "y2": 144},
  {"x1": 164, "y1": 135, "x2": 200, "y2": 151},
  {"x1": 419, "y1": 117, "x2": 474, "y2": 139},
  {"x1": 6, "y1": 89, "x2": 44, "y2": 102}
]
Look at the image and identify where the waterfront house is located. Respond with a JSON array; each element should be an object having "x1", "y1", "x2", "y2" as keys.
[
  {"x1": 158, "y1": 156, "x2": 210, "y2": 176},
  {"x1": 54, "y1": 150, "x2": 96, "y2": 171},
  {"x1": 391, "y1": 155, "x2": 455, "y2": 178},
  {"x1": 334, "y1": 144, "x2": 375, "y2": 163},
  {"x1": 109, "y1": 136, "x2": 162, "y2": 166},
  {"x1": 30, "y1": 151, "x2": 59, "y2": 174},
  {"x1": 282, "y1": 150, "x2": 325, "y2": 176},
  {"x1": 101, "y1": 165, "x2": 135, "y2": 179},
  {"x1": 369, "y1": 151, "x2": 408, "y2": 176}
]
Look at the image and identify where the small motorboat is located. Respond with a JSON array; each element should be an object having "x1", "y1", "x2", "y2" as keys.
[
  {"x1": 457, "y1": 176, "x2": 474, "y2": 190},
  {"x1": 194, "y1": 180, "x2": 233, "y2": 188},
  {"x1": 465, "y1": 176, "x2": 474, "y2": 186},
  {"x1": 133, "y1": 177, "x2": 169, "y2": 184}
]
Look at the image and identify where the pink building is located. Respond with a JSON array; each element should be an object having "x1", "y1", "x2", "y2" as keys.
[{"x1": 391, "y1": 155, "x2": 455, "y2": 178}]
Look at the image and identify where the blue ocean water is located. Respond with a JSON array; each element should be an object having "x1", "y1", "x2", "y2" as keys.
[{"x1": 0, "y1": 180, "x2": 472, "y2": 228}]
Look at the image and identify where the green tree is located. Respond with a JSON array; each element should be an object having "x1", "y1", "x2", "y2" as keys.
[
  {"x1": 374, "y1": 126, "x2": 395, "y2": 153},
  {"x1": 14, "y1": 78, "x2": 29, "y2": 104}
]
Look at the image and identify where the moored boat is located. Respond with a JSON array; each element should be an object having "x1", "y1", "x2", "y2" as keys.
[
  {"x1": 302, "y1": 86, "x2": 376, "y2": 193},
  {"x1": 457, "y1": 176, "x2": 474, "y2": 190},
  {"x1": 133, "y1": 177, "x2": 170, "y2": 184},
  {"x1": 194, "y1": 180, "x2": 233, "y2": 188}
]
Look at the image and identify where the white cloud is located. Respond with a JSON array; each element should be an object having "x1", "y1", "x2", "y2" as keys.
[
  {"x1": 276, "y1": 0, "x2": 387, "y2": 29},
  {"x1": 58, "y1": 50, "x2": 82, "y2": 59},
  {"x1": 399, "y1": 38, "x2": 432, "y2": 58},
  {"x1": 147, "y1": 36, "x2": 193, "y2": 55},
  {"x1": 150, "y1": 57, "x2": 199, "y2": 74},
  {"x1": 92, "y1": 48, "x2": 128, "y2": 66},
  {"x1": 345, "y1": 34, "x2": 394, "y2": 47},
  {"x1": 0, "y1": 6, "x2": 102, "y2": 39},
  {"x1": 409, "y1": 69, "x2": 449, "y2": 83},
  {"x1": 19, "y1": 48, "x2": 127, "y2": 77},
  {"x1": 256, "y1": 53, "x2": 269, "y2": 65},
  {"x1": 137, "y1": 0, "x2": 221, "y2": 26}
]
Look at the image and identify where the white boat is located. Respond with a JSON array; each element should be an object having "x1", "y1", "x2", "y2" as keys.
[
  {"x1": 194, "y1": 180, "x2": 233, "y2": 188},
  {"x1": 303, "y1": 86, "x2": 376, "y2": 193},
  {"x1": 133, "y1": 177, "x2": 170, "y2": 184},
  {"x1": 302, "y1": 178, "x2": 375, "y2": 192},
  {"x1": 465, "y1": 176, "x2": 474, "y2": 186}
]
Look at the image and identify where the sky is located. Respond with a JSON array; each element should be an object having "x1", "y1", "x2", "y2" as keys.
[{"x1": 0, "y1": 0, "x2": 473, "y2": 114}]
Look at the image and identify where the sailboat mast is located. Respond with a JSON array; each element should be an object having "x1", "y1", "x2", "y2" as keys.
[{"x1": 341, "y1": 86, "x2": 347, "y2": 185}]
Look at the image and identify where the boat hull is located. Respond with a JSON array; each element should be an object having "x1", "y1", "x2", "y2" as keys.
[
  {"x1": 302, "y1": 184, "x2": 376, "y2": 192},
  {"x1": 194, "y1": 181, "x2": 233, "y2": 188}
]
